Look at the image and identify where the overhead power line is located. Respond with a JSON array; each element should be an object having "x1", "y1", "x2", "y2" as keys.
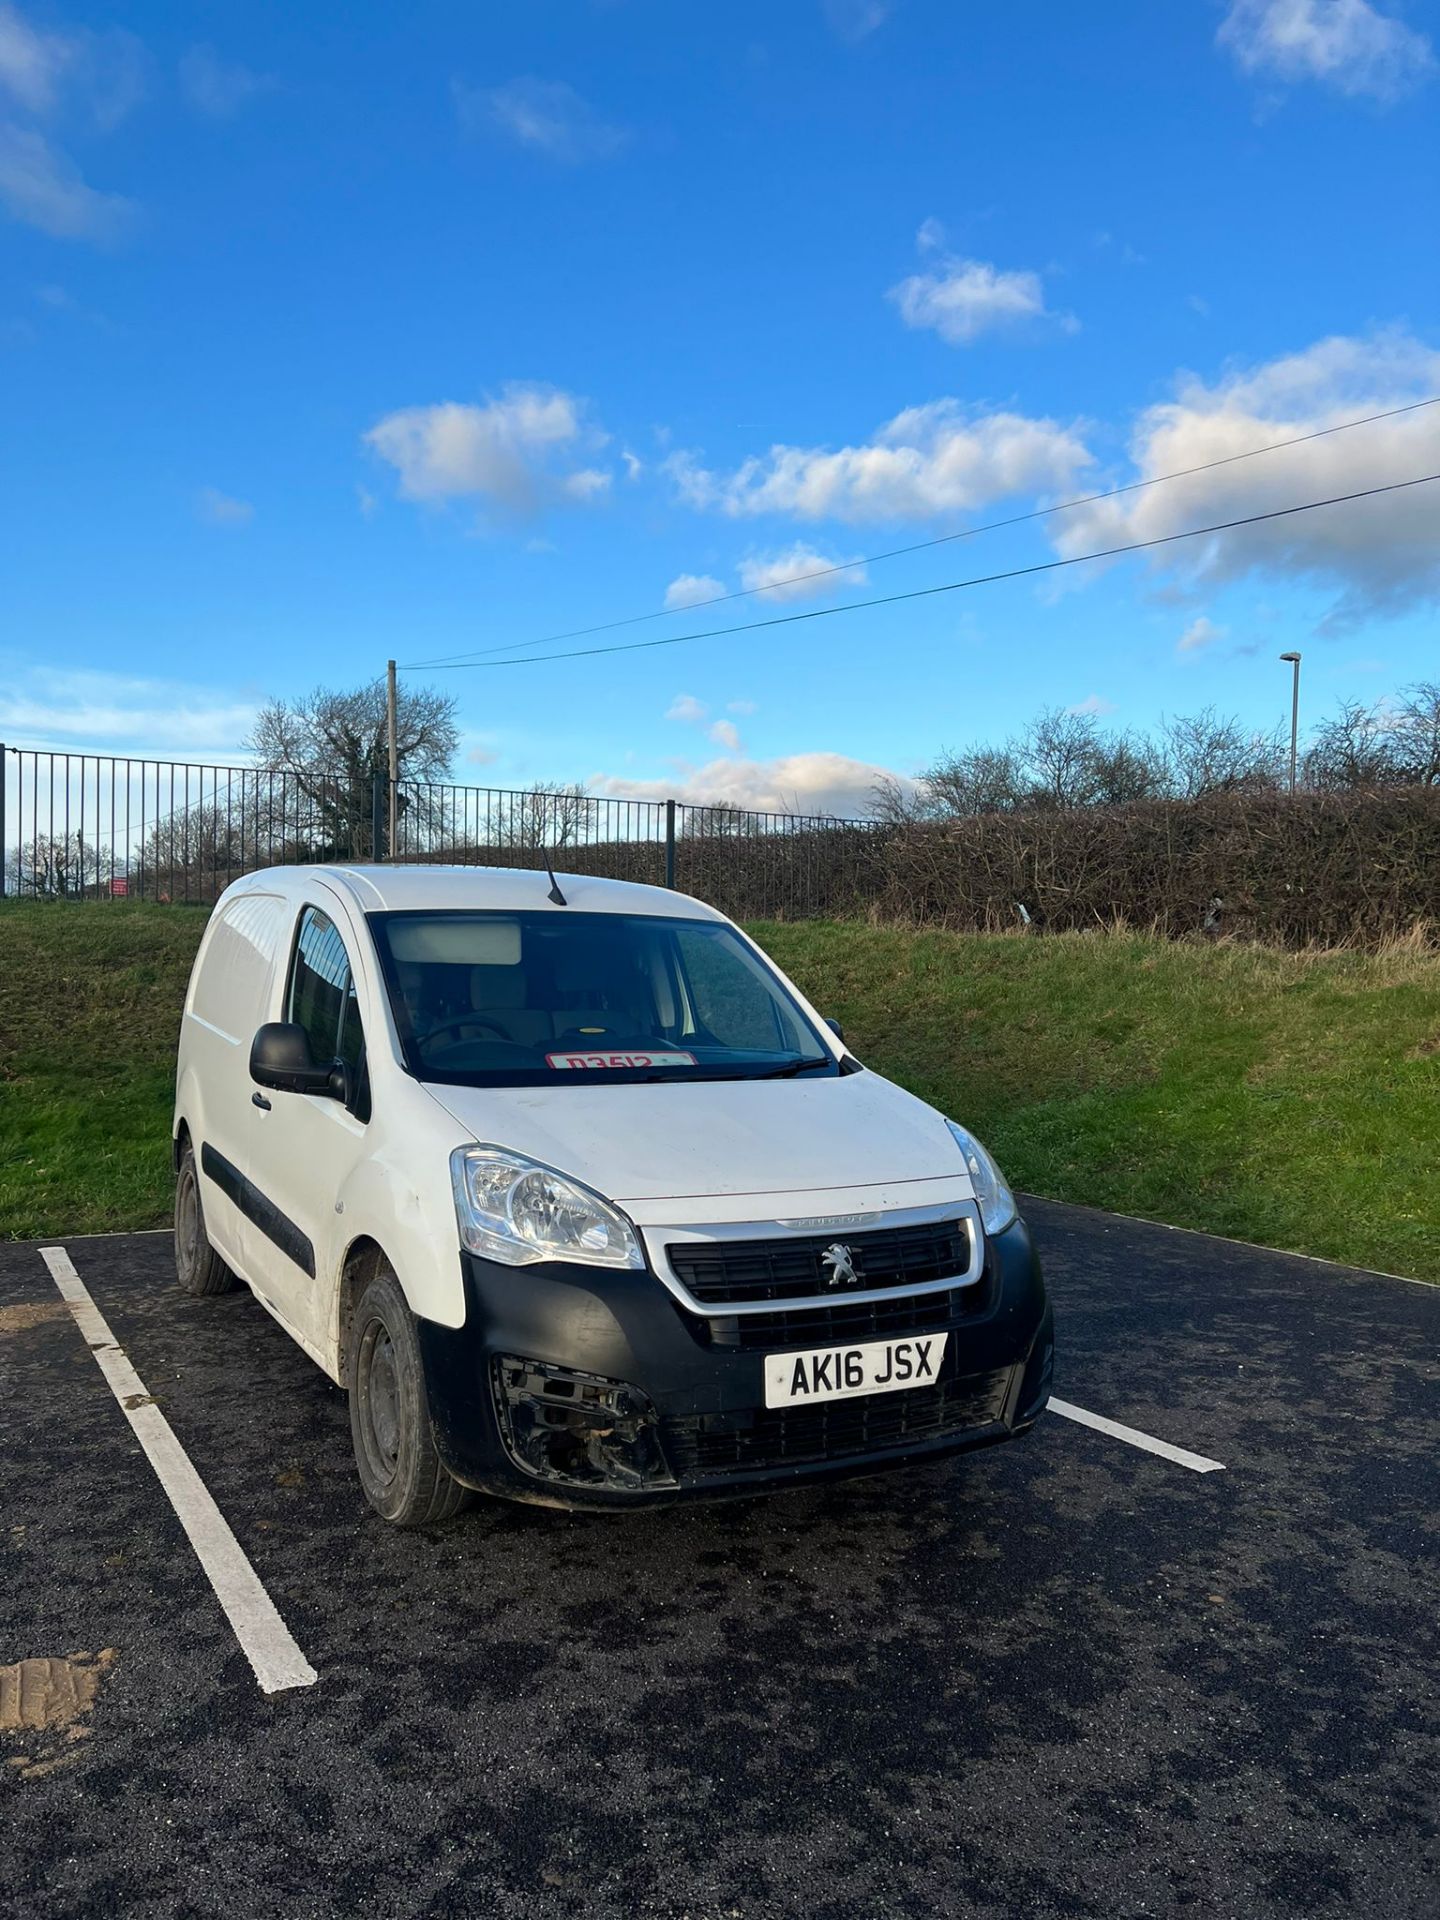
[
  {"x1": 422, "y1": 471, "x2": 1440, "y2": 671},
  {"x1": 401, "y1": 394, "x2": 1440, "y2": 670}
]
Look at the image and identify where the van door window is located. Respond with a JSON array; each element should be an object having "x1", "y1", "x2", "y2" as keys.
[{"x1": 288, "y1": 906, "x2": 370, "y2": 1118}]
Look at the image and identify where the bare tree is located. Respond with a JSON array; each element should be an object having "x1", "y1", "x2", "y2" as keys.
[
  {"x1": 685, "y1": 803, "x2": 751, "y2": 838},
  {"x1": 869, "y1": 774, "x2": 932, "y2": 826},
  {"x1": 922, "y1": 744, "x2": 1027, "y2": 816},
  {"x1": 246, "y1": 677, "x2": 459, "y2": 858},
  {"x1": 1305, "y1": 683, "x2": 1440, "y2": 791},
  {"x1": 1160, "y1": 708, "x2": 1283, "y2": 799},
  {"x1": 1018, "y1": 708, "x2": 1110, "y2": 810},
  {"x1": 1304, "y1": 700, "x2": 1402, "y2": 791},
  {"x1": 6, "y1": 833, "x2": 107, "y2": 898},
  {"x1": 134, "y1": 801, "x2": 255, "y2": 901},
  {"x1": 499, "y1": 782, "x2": 596, "y2": 851},
  {"x1": 1085, "y1": 732, "x2": 1168, "y2": 807},
  {"x1": 1390, "y1": 681, "x2": 1440, "y2": 786}
]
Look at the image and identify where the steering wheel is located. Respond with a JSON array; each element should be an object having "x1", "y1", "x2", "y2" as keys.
[{"x1": 421, "y1": 1012, "x2": 513, "y2": 1046}]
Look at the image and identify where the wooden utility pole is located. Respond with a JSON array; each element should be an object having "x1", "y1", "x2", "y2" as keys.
[{"x1": 386, "y1": 659, "x2": 399, "y2": 860}]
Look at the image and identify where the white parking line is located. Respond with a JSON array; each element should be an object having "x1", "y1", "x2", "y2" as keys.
[
  {"x1": 39, "y1": 1247, "x2": 317, "y2": 1696},
  {"x1": 1048, "y1": 1397, "x2": 1226, "y2": 1474}
]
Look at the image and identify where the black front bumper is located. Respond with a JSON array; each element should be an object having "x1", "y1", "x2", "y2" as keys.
[{"x1": 416, "y1": 1216, "x2": 1053, "y2": 1510}]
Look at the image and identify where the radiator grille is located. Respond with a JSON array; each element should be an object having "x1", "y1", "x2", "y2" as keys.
[
  {"x1": 667, "y1": 1217, "x2": 974, "y2": 1307},
  {"x1": 700, "y1": 1283, "x2": 988, "y2": 1352}
]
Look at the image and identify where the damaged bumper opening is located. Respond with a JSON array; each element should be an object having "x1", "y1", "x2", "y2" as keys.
[
  {"x1": 417, "y1": 1217, "x2": 1050, "y2": 1510},
  {"x1": 490, "y1": 1356, "x2": 677, "y2": 1493}
]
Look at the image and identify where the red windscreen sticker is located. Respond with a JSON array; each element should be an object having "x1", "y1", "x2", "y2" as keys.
[{"x1": 545, "y1": 1049, "x2": 697, "y2": 1071}]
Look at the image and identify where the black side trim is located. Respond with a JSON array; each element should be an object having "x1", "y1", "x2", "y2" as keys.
[{"x1": 201, "y1": 1142, "x2": 316, "y2": 1279}]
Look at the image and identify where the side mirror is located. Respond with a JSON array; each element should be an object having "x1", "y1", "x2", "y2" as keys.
[
  {"x1": 825, "y1": 1017, "x2": 846, "y2": 1043},
  {"x1": 250, "y1": 1022, "x2": 348, "y2": 1101}
]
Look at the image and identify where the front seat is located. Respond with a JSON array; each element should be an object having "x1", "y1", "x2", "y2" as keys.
[
  {"x1": 466, "y1": 963, "x2": 553, "y2": 1048},
  {"x1": 547, "y1": 944, "x2": 656, "y2": 1044}
]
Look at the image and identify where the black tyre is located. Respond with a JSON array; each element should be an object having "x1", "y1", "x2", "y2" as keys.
[
  {"x1": 348, "y1": 1265, "x2": 471, "y2": 1526},
  {"x1": 174, "y1": 1140, "x2": 237, "y2": 1297}
]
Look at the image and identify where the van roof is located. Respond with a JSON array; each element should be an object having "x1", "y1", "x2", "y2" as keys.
[{"x1": 222, "y1": 863, "x2": 727, "y2": 921}]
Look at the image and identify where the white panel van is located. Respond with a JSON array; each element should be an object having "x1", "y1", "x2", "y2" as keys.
[{"x1": 174, "y1": 866, "x2": 1052, "y2": 1523}]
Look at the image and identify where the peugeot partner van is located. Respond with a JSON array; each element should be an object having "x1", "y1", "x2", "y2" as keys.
[{"x1": 173, "y1": 866, "x2": 1053, "y2": 1523}]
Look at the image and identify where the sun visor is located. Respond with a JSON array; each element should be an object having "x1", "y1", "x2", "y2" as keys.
[{"x1": 386, "y1": 916, "x2": 522, "y2": 967}]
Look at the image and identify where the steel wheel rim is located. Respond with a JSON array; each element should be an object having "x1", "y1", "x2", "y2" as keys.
[
  {"x1": 176, "y1": 1167, "x2": 202, "y2": 1276},
  {"x1": 357, "y1": 1317, "x2": 402, "y2": 1486}
]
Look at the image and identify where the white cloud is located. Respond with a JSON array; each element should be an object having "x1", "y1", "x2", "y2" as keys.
[
  {"x1": 455, "y1": 76, "x2": 626, "y2": 162},
  {"x1": 738, "y1": 545, "x2": 868, "y2": 602},
  {"x1": 727, "y1": 698, "x2": 757, "y2": 715},
  {"x1": 664, "y1": 574, "x2": 726, "y2": 611},
  {"x1": 621, "y1": 448, "x2": 643, "y2": 481},
  {"x1": 915, "y1": 215, "x2": 946, "y2": 253},
  {"x1": 1051, "y1": 328, "x2": 1440, "y2": 627},
  {"x1": 669, "y1": 398, "x2": 1092, "y2": 525},
  {"x1": 0, "y1": 7, "x2": 146, "y2": 241},
  {"x1": 197, "y1": 485, "x2": 254, "y2": 526},
  {"x1": 1177, "y1": 615, "x2": 1226, "y2": 653},
  {"x1": 560, "y1": 466, "x2": 611, "y2": 500},
  {"x1": 0, "y1": 8, "x2": 146, "y2": 127},
  {"x1": 666, "y1": 693, "x2": 707, "y2": 723},
  {"x1": 0, "y1": 666, "x2": 256, "y2": 753},
  {"x1": 822, "y1": 0, "x2": 891, "y2": 43},
  {"x1": 356, "y1": 484, "x2": 378, "y2": 519},
  {"x1": 1066, "y1": 694, "x2": 1117, "y2": 716},
  {"x1": 364, "y1": 384, "x2": 610, "y2": 519},
  {"x1": 707, "y1": 718, "x2": 743, "y2": 752},
  {"x1": 593, "y1": 751, "x2": 909, "y2": 817},
  {"x1": 179, "y1": 45, "x2": 273, "y2": 119},
  {"x1": 888, "y1": 254, "x2": 1068, "y2": 347},
  {"x1": 0, "y1": 3, "x2": 69, "y2": 113},
  {"x1": 0, "y1": 121, "x2": 133, "y2": 239},
  {"x1": 1218, "y1": 0, "x2": 1434, "y2": 100}
]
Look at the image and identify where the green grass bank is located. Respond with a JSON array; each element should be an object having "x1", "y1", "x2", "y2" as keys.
[{"x1": 2, "y1": 901, "x2": 1437, "y2": 1280}]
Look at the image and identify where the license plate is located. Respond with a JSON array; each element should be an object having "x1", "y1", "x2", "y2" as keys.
[{"x1": 763, "y1": 1332, "x2": 949, "y2": 1409}]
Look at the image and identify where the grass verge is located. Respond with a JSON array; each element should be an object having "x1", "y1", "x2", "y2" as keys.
[
  {"x1": 756, "y1": 920, "x2": 1440, "y2": 1283},
  {"x1": 2, "y1": 902, "x2": 1437, "y2": 1279}
]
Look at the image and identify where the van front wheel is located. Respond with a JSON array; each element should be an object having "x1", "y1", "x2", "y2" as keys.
[
  {"x1": 174, "y1": 1141, "x2": 237, "y2": 1297},
  {"x1": 348, "y1": 1266, "x2": 471, "y2": 1526}
]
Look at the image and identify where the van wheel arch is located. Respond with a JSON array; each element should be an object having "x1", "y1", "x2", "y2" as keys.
[{"x1": 338, "y1": 1237, "x2": 392, "y2": 1383}]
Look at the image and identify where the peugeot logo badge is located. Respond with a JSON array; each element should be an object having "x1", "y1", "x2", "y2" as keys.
[{"x1": 821, "y1": 1242, "x2": 860, "y2": 1288}]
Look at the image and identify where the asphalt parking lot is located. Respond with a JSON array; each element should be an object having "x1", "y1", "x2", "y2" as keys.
[{"x1": 2, "y1": 1197, "x2": 1436, "y2": 1920}]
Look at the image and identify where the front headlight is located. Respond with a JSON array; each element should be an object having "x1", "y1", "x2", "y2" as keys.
[
  {"x1": 945, "y1": 1121, "x2": 1017, "y2": 1237},
  {"x1": 450, "y1": 1145, "x2": 643, "y2": 1270}
]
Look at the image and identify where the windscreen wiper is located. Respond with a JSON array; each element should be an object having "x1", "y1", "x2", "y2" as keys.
[{"x1": 755, "y1": 1055, "x2": 834, "y2": 1078}]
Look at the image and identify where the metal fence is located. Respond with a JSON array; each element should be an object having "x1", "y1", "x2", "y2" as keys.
[{"x1": 0, "y1": 743, "x2": 884, "y2": 922}]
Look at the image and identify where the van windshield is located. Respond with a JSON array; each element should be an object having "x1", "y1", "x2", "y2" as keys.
[{"x1": 367, "y1": 909, "x2": 841, "y2": 1087}]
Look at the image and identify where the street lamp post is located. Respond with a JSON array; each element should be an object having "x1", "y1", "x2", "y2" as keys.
[{"x1": 1280, "y1": 651, "x2": 1302, "y2": 794}]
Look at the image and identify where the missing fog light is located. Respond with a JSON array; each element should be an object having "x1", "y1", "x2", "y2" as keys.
[{"x1": 490, "y1": 1357, "x2": 676, "y2": 1493}]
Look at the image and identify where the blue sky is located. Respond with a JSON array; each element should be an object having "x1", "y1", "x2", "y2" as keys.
[{"x1": 3, "y1": 0, "x2": 1438, "y2": 812}]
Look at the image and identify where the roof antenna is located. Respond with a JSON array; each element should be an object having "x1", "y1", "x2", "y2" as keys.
[{"x1": 541, "y1": 804, "x2": 567, "y2": 906}]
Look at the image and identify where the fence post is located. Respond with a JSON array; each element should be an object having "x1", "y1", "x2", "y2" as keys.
[
  {"x1": 0, "y1": 742, "x2": 6, "y2": 898},
  {"x1": 372, "y1": 772, "x2": 386, "y2": 863},
  {"x1": 664, "y1": 799, "x2": 676, "y2": 888}
]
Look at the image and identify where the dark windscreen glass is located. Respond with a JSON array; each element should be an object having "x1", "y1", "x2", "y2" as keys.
[{"x1": 368, "y1": 910, "x2": 838, "y2": 1087}]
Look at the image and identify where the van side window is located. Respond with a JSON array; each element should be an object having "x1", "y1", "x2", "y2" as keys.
[{"x1": 287, "y1": 907, "x2": 370, "y2": 1118}]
